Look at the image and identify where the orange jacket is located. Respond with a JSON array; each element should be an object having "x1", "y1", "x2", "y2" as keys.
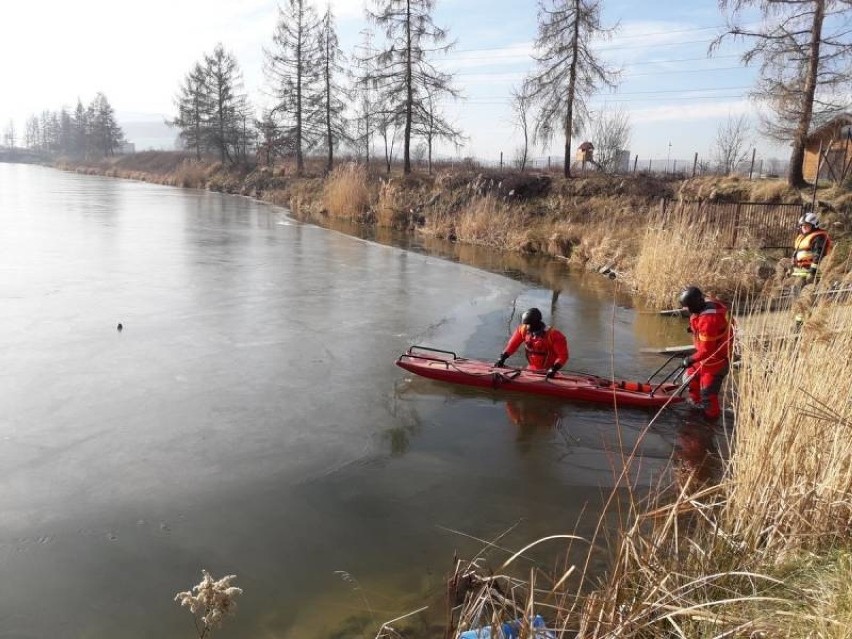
[
  {"x1": 503, "y1": 325, "x2": 569, "y2": 371},
  {"x1": 793, "y1": 229, "x2": 831, "y2": 269},
  {"x1": 689, "y1": 300, "x2": 733, "y2": 371}
]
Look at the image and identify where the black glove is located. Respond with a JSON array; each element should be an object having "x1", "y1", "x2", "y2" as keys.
[
  {"x1": 494, "y1": 353, "x2": 508, "y2": 368},
  {"x1": 682, "y1": 357, "x2": 693, "y2": 368},
  {"x1": 545, "y1": 363, "x2": 562, "y2": 379},
  {"x1": 686, "y1": 326, "x2": 693, "y2": 334}
]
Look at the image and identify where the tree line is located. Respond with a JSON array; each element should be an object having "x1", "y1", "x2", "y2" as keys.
[
  {"x1": 17, "y1": 0, "x2": 852, "y2": 187},
  {"x1": 21, "y1": 93, "x2": 125, "y2": 159}
]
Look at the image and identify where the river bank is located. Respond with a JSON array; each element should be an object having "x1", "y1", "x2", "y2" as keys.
[
  {"x1": 49, "y1": 152, "x2": 852, "y2": 636},
  {"x1": 54, "y1": 151, "x2": 852, "y2": 310}
]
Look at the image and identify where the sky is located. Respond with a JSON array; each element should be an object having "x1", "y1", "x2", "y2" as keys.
[{"x1": 0, "y1": 0, "x2": 790, "y2": 165}]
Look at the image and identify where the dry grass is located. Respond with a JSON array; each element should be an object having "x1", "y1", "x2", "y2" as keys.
[
  {"x1": 375, "y1": 179, "x2": 404, "y2": 227},
  {"x1": 171, "y1": 160, "x2": 210, "y2": 189},
  {"x1": 631, "y1": 205, "x2": 762, "y2": 308},
  {"x1": 451, "y1": 196, "x2": 529, "y2": 249},
  {"x1": 323, "y1": 163, "x2": 371, "y2": 220},
  {"x1": 724, "y1": 300, "x2": 852, "y2": 556}
]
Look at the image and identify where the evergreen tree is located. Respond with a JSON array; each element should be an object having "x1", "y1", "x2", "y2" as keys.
[
  {"x1": 72, "y1": 100, "x2": 89, "y2": 158},
  {"x1": 89, "y1": 93, "x2": 124, "y2": 156}
]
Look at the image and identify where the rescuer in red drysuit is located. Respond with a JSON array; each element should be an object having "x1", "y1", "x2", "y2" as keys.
[
  {"x1": 679, "y1": 286, "x2": 734, "y2": 420},
  {"x1": 494, "y1": 307, "x2": 569, "y2": 379}
]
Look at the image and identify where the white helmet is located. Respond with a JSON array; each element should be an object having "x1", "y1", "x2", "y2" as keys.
[{"x1": 798, "y1": 212, "x2": 820, "y2": 228}]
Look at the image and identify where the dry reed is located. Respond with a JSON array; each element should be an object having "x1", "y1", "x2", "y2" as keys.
[
  {"x1": 632, "y1": 205, "x2": 761, "y2": 308},
  {"x1": 323, "y1": 163, "x2": 371, "y2": 220}
]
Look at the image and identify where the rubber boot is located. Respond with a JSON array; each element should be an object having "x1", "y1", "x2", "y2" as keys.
[{"x1": 704, "y1": 394, "x2": 721, "y2": 420}]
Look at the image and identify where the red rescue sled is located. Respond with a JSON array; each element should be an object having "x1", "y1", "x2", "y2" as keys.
[{"x1": 396, "y1": 346, "x2": 685, "y2": 409}]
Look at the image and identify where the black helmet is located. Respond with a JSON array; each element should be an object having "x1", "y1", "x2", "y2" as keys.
[
  {"x1": 678, "y1": 286, "x2": 705, "y2": 314},
  {"x1": 521, "y1": 307, "x2": 544, "y2": 331}
]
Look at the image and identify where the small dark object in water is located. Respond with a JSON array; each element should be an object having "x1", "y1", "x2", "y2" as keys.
[{"x1": 117, "y1": 323, "x2": 123, "y2": 332}]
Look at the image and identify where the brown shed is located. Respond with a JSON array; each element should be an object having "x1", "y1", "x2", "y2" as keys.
[
  {"x1": 803, "y1": 113, "x2": 852, "y2": 182},
  {"x1": 576, "y1": 141, "x2": 594, "y2": 163}
]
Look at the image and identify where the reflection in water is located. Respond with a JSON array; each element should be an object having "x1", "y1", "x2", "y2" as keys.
[{"x1": 673, "y1": 418, "x2": 726, "y2": 487}]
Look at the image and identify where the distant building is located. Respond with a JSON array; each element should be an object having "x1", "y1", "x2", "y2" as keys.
[
  {"x1": 576, "y1": 141, "x2": 594, "y2": 163},
  {"x1": 616, "y1": 150, "x2": 631, "y2": 173},
  {"x1": 803, "y1": 113, "x2": 852, "y2": 182},
  {"x1": 118, "y1": 141, "x2": 136, "y2": 155}
]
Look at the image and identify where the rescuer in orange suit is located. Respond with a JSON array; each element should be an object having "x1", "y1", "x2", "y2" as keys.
[
  {"x1": 493, "y1": 307, "x2": 569, "y2": 379},
  {"x1": 678, "y1": 286, "x2": 734, "y2": 420}
]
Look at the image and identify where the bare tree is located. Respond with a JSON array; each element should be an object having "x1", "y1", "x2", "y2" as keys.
[
  {"x1": 713, "y1": 113, "x2": 751, "y2": 174},
  {"x1": 589, "y1": 104, "x2": 630, "y2": 173},
  {"x1": 713, "y1": 0, "x2": 852, "y2": 187},
  {"x1": 367, "y1": 0, "x2": 460, "y2": 174},
  {"x1": 24, "y1": 115, "x2": 39, "y2": 149},
  {"x1": 526, "y1": 0, "x2": 620, "y2": 178},
  {"x1": 318, "y1": 4, "x2": 349, "y2": 173},
  {"x1": 413, "y1": 87, "x2": 463, "y2": 174},
  {"x1": 510, "y1": 86, "x2": 533, "y2": 171},
  {"x1": 204, "y1": 44, "x2": 252, "y2": 165},
  {"x1": 352, "y1": 28, "x2": 377, "y2": 165},
  {"x1": 3, "y1": 120, "x2": 16, "y2": 149}
]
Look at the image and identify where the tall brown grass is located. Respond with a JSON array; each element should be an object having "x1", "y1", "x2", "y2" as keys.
[
  {"x1": 632, "y1": 205, "x2": 763, "y2": 308},
  {"x1": 452, "y1": 196, "x2": 529, "y2": 249},
  {"x1": 323, "y1": 163, "x2": 371, "y2": 220}
]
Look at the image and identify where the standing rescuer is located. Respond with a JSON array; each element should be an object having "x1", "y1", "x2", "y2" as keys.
[
  {"x1": 494, "y1": 307, "x2": 569, "y2": 379},
  {"x1": 791, "y1": 212, "x2": 831, "y2": 285},
  {"x1": 678, "y1": 286, "x2": 734, "y2": 420}
]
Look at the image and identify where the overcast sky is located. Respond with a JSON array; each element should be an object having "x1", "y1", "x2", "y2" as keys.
[{"x1": 1, "y1": 0, "x2": 791, "y2": 164}]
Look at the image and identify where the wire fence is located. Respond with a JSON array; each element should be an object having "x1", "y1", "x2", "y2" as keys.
[{"x1": 421, "y1": 151, "x2": 790, "y2": 179}]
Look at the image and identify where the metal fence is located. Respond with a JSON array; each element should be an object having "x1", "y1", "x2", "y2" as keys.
[{"x1": 660, "y1": 199, "x2": 803, "y2": 250}]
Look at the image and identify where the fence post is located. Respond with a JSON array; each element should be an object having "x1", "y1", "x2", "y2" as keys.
[
  {"x1": 547, "y1": 156, "x2": 551, "y2": 170},
  {"x1": 648, "y1": 158, "x2": 652, "y2": 172},
  {"x1": 673, "y1": 160, "x2": 677, "y2": 174},
  {"x1": 731, "y1": 202, "x2": 741, "y2": 248},
  {"x1": 749, "y1": 148, "x2": 756, "y2": 179},
  {"x1": 692, "y1": 152, "x2": 698, "y2": 178},
  {"x1": 500, "y1": 151, "x2": 503, "y2": 172},
  {"x1": 633, "y1": 154, "x2": 638, "y2": 173}
]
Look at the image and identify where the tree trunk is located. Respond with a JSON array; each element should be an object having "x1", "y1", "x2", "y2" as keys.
[
  {"x1": 403, "y1": 0, "x2": 413, "y2": 175},
  {"x1": 325, "y1": 30, "x2": 333, "y2": 174},
  {"x1": 787, "y1": 0, "x2": 825, "y2": 188},
  {"x1": 563, "y1": 0, "x2": 581, "y2": 179},
  {"x1": 296, "y1": 0, "x2": 305, "y2": 177}
]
